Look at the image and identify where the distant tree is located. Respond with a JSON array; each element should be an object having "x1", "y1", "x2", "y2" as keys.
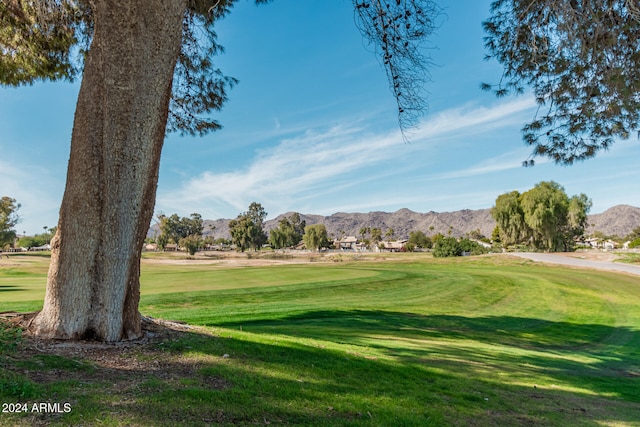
[
  {"x1": 358, "y1": 227, "x2": 370, "y2": 242},
  {"x1": 492, "y1": 191, "x2": 526, "y2": 246},
  {"x1": 493, "y1": 181, "x2": 591, "y2": 252},
  {"x1": 229, "y1": 202, "x2": 268, "y2": 252},
  {"x1": 158, "y1": 214, "x2": 179, "y2": 245},
  {"x1": 229, "y1": 215, "x2": 253, "y2": 252},
  {"x1": 184, "y1": 213, "x2": 204, "y2": 237},
  {"x1": 269, "y1": 212, "x2": 305, "y2": 249},
  {"x1": 268, "y1": 228, "x2": 286, "y2": 250},
  {"x1": 404, "y1": 243, "x2": 416, "y2": 252},
  {"x1": 179, "y1": 235, "x2": 202, "y2": 256},
  {"x1": 16, "y1": 236, "x2": 37, "y2": 249},
  {"x1": 484, "y1": 0, "x2": 640, "y2": 165},
  {"x1": 158, "y1": 213, "x2": 204, "y2": 250},
  {"x1": 246, "y1": 202, "x2": 268, "y2": 249},
  {"x1": 408, "y1": 230, "x2": 432, "y2": 249},
  {"x1": 521, "y1": 182, "x2": 570, "y2": 251},
  {"x1": 156, "y1": 233, "x2": 169, "y2": 252},
  {"x1": 303, "y1": 224, "x2": 329, "y2": 251},
  {"x1": 247, "y1": 202, "x2": 267, "y2": 228},
  {"x1": 385, "y1": 228, "x2": 395, "y2": 241},
  {"x1": 370, "y1": 228, "x2": 382, "y2": 245},
  {"x1": 0, "y1": 197, "x2": 21, "y2": 248},
  {"x1": 565, "y1": 193, "x2": 593, "y2": 250}
]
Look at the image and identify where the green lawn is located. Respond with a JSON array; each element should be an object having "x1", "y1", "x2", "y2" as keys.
[{"x1": 1, "y1": 253, "x2": 639, "y2": 426}]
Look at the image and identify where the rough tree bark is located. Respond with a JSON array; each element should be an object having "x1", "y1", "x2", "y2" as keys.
[{"x1": 30, "y1": 0, "x2": 186, "y2": 341}]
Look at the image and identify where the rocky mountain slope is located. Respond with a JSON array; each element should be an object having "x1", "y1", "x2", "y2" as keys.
[
  {"x1": 584, "y1": 205, "x2": 640, "y2": 238},
  {"x1": 195, "y1": 205, "x2": 639, "y2": 241}
]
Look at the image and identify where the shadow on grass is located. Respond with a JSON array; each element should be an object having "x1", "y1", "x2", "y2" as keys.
[
  {"x1": 216, "y1": 311, "x2": 640, "y2": 399},
  {"x1": 2, "y1": 312, "x2": 640, "y2": 426}
]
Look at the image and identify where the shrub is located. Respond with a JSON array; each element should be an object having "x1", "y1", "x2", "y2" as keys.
[
  {"x1": 433, "y1": 237, "x2": 489, "y2": 257},
  {"x1": 459, "y1": 238, "x2": 490, "y2": 256},
  {"x1": 433, "y1": 237, "x2": 462, "y2": 258}
]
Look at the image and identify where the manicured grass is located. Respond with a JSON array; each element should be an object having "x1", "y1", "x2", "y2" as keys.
[
  {"x1": 1, "y1": 253, "x2": 639, "y2": 426},
  {"x1": 0, "y1": 254, "x2": 49, "y2": 305}
]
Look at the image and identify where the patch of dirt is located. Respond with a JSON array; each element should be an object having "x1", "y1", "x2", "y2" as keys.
[
  {"x1": 20, "y1": 316, "x2": 186, "y2": 357},
  {"x1": 2, "y1": 315, "x2": 230, "y2": 391}
]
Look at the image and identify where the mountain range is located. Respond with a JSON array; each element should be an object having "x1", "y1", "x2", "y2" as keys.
[{"x1": 195, "y1": 204, "x2": 640, "y2": 241}]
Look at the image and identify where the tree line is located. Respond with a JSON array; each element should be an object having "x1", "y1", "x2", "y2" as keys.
[
  {"x1": 6, "y1": 180, "x2": 635, "y2": 257},
  {"x1": 139, "y1": 182, "x2": 609, "y2": 256},
  {"x1": 149, "y1": 202, "x2": 494, "y2": 256},
  {"x1": 151, "y1": 203, "x2": 329, "y2": 253}
]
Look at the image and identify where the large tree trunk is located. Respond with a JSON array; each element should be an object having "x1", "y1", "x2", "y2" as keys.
[{"x1": 30, "y1": 0, "x2": 186, "y2": 341}]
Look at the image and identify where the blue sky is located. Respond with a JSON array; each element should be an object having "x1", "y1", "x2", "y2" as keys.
[{"x1": 2, "y1": 0, "x2": 639, "y2": 235}]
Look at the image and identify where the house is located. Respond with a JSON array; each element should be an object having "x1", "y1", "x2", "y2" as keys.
[
  {"x1": 204, "y1": 243, "x2": 232, "y2": 251},
  {"x1": 471, "y1": 239, "x2": 492, "y2": 249},
  {"x1": 335, "y1": 236, "x2": 358, "y2": 250},
  {"x1": 603, "y1": 240, "x2": 617, "y2": 250},
  {"x1": 377, "y1": 239, "x2": 408, "y2": 252},
  {"x1": 30, "y1": 244, "x2": 51, "y2": 252},
  {"x1": 584, "y1": 238, "x2": 601, "y2": 249}
]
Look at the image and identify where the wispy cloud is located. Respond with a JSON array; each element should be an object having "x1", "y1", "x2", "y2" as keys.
[
  {"x1": 411, "y1": 97, "x2": 535, "y2": 141},
  {"x1": 159, "y1": 124, "x2": 400, "y2": 216},
  {"x1": 428, "y1": 148, "x2": 547, "y2": 181},
  {"x1": 157, "y1": 97, "x2": 537, "y2": 218}
]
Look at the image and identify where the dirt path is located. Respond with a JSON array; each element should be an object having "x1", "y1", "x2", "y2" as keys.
[{"x1": 508, "y1": 252, "x2": 640, "y2": 277}]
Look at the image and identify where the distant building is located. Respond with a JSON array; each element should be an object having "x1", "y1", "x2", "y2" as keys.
[
  {"x1": 335, "y1": 236, "x2": 358, "y2": 250},
  {"x1": 30, "y1": 244, "x2": 51, "y2": 252},
  {"x1": 377, "y1": 239, "x2": 408, "y2": 252}
]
